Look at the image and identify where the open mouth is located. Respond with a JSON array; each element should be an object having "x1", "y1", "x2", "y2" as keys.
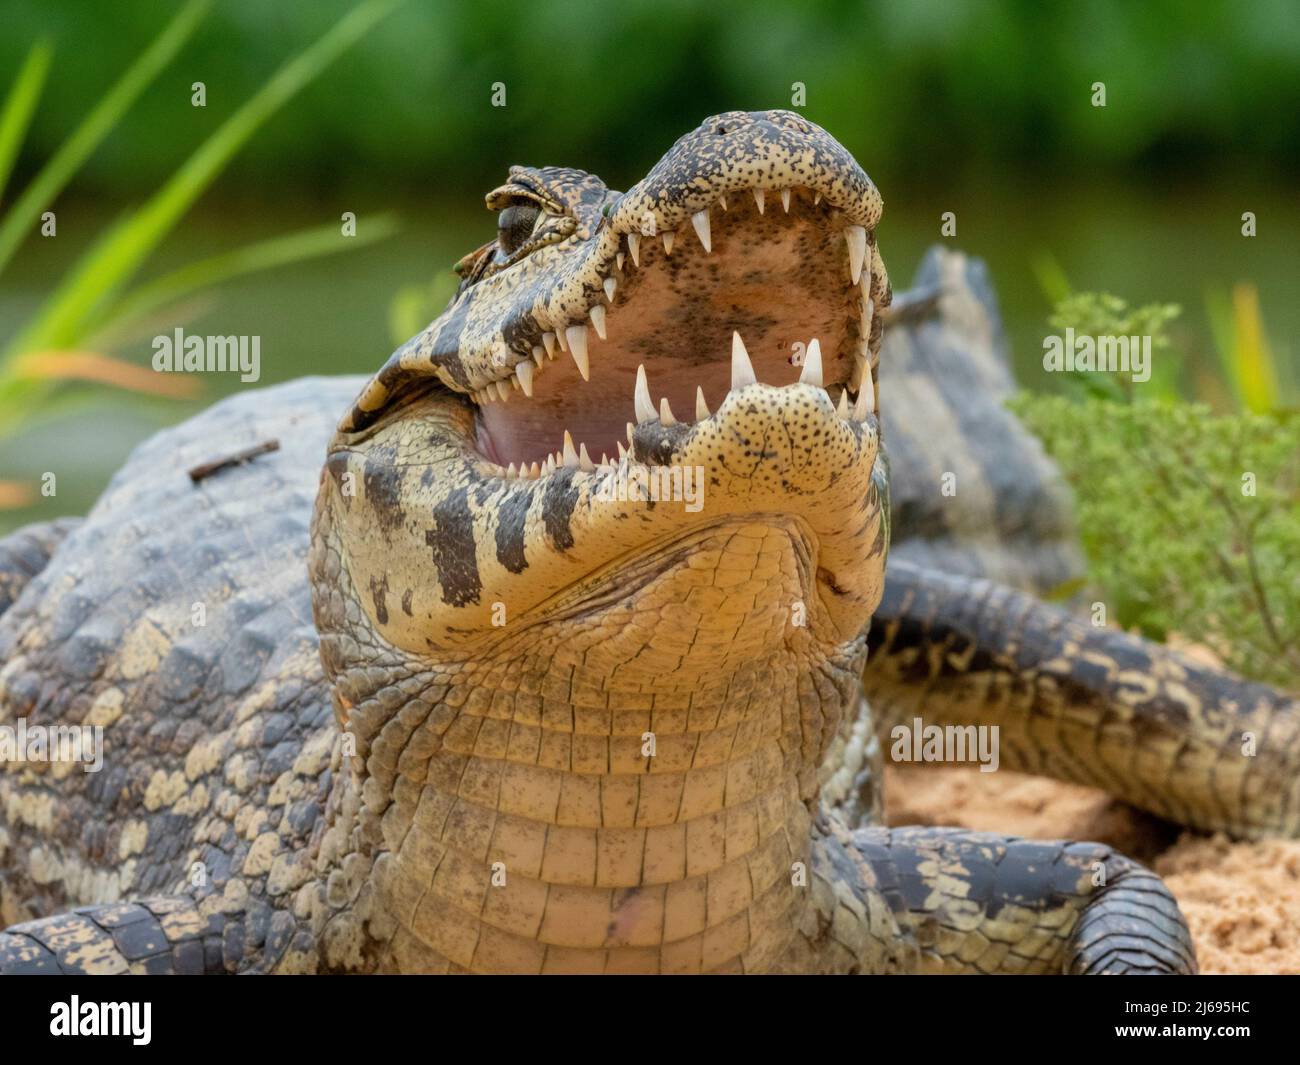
[{"x1": 470, "y1": 185, "x2": 879, "y2": 478}]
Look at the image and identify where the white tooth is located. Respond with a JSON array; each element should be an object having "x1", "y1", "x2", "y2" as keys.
[
  {"x1": 516, "y1": 360, "x2": 534, "y2": 397},
  {"x1": 845, "y1": 225, "x2": 867, "y2": 285},
  {"x1": 511, "y1": 374, "x2": 520, "y2": 390},
  {"x1": 590, "y1": 304, "x2": 607, "y2": 340},
  {"x1": 634, "y1": 365, "x2": 657, "y2": 423},
  {"x1": 780, "y1": 188, "x2": 791, "y2": 213},
  {"x1": 604, "y1": 276, "x2": 617, "y2": 301},
  {"x1": 800, "y1": 339, "x2": 823, "y2": 387},
  {"x1": 854, "y1": 370, "x2": 876, "y2": 420},
  {"x1": 532, "y1": 345, "x2": 545, "y2": 366},
  {"x1": 529, "y1": 461, "x2": 541, "y2": 479},
  {"x1": 853, "y1": 353, "x2": 868, "y2": 393},
  {"x1": 627, "y1": 232, "x2": 641, "y2": 267},
  {"x1": 617, "y1": 440, "x2": 628, "y2": 460},
  {"x1": 838, "y1": 388, "x2": 850, "y2": 419},
  {"x1": 753, "y1": 188, "x2": 765, "y2": 213},
  {"x1": 695, "y1": 386, "x2": 709, "y2": 421},
  {"x1": 542, "y1": 331, "x2": 557, "y2": 357},
  {"x1": 506, "y1": 462, "x2": 517, "y2": 479},
  {"x1": 566, "y1": 324, "x2": 590, "y2": 379},
  {"x1": 691, "y1": 209, "x2": 712, "y2": 253},
  {"x1": 626, "y1": 423, "x2": 635, "y2": 445},
  {"x1": 662, "y1": 231, "x2": 674, "y2": 255},
  {"x1": 731, "y1": 331, "x2": 757, "y2": 389},
  {"x1": 718, "y1": 194, "x2": 728, "y2": 211},
  {"x1": 617, "y1": 252, "x2": 626, "y2": 271},
  {"x1": 563, "y1": 431, "x2": 579, "y2": 468},
  {"x1": 579, "y1": 443, "x2": 595, "y2": 472},
  {"x1": 496, "y1": 380, "x2": 510, "y2": 401},
  {"x1": 814, "y1": 192, "x2": 822, "y2": 205},
  {"x1": 545, "y1": 454, "x2": 557, "y2": 474},
  {"x1": 659, "y1": 397, "x2": 676, "y2": 426},
  {"x1": 557, "y1": 328, "x2": 568, "y2": 352},
  {"x1": 600, "y1": 452, "x2": 609, "y2": 467}
]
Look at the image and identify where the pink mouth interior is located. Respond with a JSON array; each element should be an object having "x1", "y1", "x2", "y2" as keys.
[{"x1": 475, "y1": 194, "x2": 863, "y2": 469}]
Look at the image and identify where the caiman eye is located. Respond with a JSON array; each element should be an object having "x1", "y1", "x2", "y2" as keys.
[{"x1": 496, "y1": 203, "x2": 541, "y2": 255}]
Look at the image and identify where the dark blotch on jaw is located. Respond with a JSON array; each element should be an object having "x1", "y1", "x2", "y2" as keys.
[
  {"x1": 495, "y1": 485, "x2": 534, "y2": 573},
  {"x1": 363, "y1": 446, "x2": 406, "y2": 536},
  {"x1": 426, "y1": 486, "x2": 482, "y2": 606},
  {"x1": 541, "y1": 469, "x2": 580, "y2": 551}
]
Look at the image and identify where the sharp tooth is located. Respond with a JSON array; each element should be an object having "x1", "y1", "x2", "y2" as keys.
[
  {"x1": 617, "y1": 440, "x2": 628, "y2": 460},
  {"x1": 695, "y1": 386, "x2": 709, "y2": 421},
  {"x1": 529, "y1": 461, "x2": 541, "y2": 479},
  {"x1": 542, "y1": 332, "x2": 557, "y2": 358},
  {"x1": 627, "y1": 233, "x2": 641, "y2": 267},
  {"x1": 566, "y1": 325, "x2": 590, "y2": 380},
  {"x1": 496, "y1": 380, "x2": 510, "y2": 401},
  {"x1": 837, "y1": 388, "x2": 850, "y2": 419},
  {"x1": 854, "y1": 370, "x2": 876, "y2": 420},
  {"x1": 800, "y1": 339, "x2": 823, "y2": 387},
  {"x1": 589, "y1": 304, "x2": 607, "y2": 340},
  {"x1": 731, "y1": 331, "x2": 757, "y2": 389},
  {"x1": 604, "y1": 276, "x2": 617, "y2": 302},
  {"x1": 845, "y1": 225, "x2": 867, "y2": 285},
  {"x1": 814, "y1": 192, "x2": 822, "y2": 205},
  {"x1": 510, "y1": 374, "x2": 520, "y2": 390},
  {"x1": 634, "y1": 365, "x2": 657, "y2": 423},
  {"x1": 516, "y1": 360, "x2": 534, "y2": 397},
  {"x1": 659, "y1": 397, "x2": 676, "y2": 425},
  {"x1": 579, "y1": 443, "x2": 595, "y2": 472},
  {"x1": 691, "y1": 209, "x2": 712, "y2": 253},
  {"x1": 600, "y1": 452, "x2": 609, "y2": 467},
  {"x1": 556, "y1": 328, "x2": 568, "y2": 352},
  {"x1": 780, "y1": 188, "x2": 791, "y2": 212},
  {"x1": 718, "y1": 194, "x2": 728, "y2": 211},
  {"x1": 626, "y1": 423, "x2": 635, "y2": 445},
  {"x1": 545, "y1": 454, "x2": 557, "y2": 474},
  {"x1": 617, "y1": 251, "x2": 626, "y2": 271},
  {"x1": 532, "y1": 345, "x2": 545, "y2": 367},
  {"x1": 662, "y1": 231, "x2": 674, "y2": 255},
  {"x1": 562, "y1": 431, "x2": 579, "y2": 468},
  {"x1": 753, "y1": 188, "x2": 765, "y2": 213},
  {"x1": 853, "y1": 353, "x2": 868, "y2": 393},
  {"x1": 506, "y1": 462, "x2": 517, "y2": 479}
]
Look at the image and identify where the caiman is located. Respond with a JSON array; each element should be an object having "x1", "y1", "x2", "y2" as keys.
[{"x1": 1, "y1": 110, "x2": 1296, "y2": 975}]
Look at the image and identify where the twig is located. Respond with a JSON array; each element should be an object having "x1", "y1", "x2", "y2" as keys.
[{"x1": 187, "y1": 439, "x2": 280, "y2": 483}]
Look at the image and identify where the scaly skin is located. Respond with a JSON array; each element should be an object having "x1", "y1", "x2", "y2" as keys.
[{"x1": 2, "y1": 111, "x2": 1290, "y2": 974}]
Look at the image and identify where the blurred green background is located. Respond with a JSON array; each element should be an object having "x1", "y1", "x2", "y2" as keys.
[{"x1": 1, "y1": 0, "x2": 1297, "y2": 531}]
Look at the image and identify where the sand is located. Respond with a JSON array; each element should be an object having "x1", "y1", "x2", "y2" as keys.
[{"x1": 883, "y1": 765, "x2": 1300, "y2": 975}]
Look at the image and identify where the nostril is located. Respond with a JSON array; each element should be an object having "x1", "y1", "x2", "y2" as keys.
[{"x1": 714, "y1": 125, "x2": 727, "y2": 135}]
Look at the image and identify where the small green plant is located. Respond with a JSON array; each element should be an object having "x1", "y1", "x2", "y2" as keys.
[
  {"x1": 1012, "y1": 293, "x2": 1300, "y2": 689},
  {"x1": 0, "y1": 0, "x2": 398, "y2": 505}
]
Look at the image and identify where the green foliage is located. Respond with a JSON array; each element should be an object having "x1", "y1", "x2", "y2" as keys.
[
  {"x1": 1046, "y1": 291, "x2": 1183, "y2": 401},
  {"x1": 1011, "y1": 374, "x2": 1300, "y2": 690},
  {"x1": 3, "y1": 0, "x2": 1297, "y2": 196},
  {"x1": 0, "y1": 0, "x2": 397, "y2": 455}
]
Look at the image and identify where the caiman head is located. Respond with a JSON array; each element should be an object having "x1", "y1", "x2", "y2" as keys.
[{"x1": 310, "y1": 110, "x2": 892, "y2": 971}]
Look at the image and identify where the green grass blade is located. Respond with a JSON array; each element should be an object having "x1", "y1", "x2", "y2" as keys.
[
  {"x1": 0, "y1": 39, "x2": 53, "y2": 206},
  {"x1": 4, "y1": 0, "x2": 398, "y2": 363},
  {"x1": 92, "y1": 213, "x2": 400, "y2": 342},
  {"x1": 0, "y1": 1, "x2": 210, "y2": 278}
]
